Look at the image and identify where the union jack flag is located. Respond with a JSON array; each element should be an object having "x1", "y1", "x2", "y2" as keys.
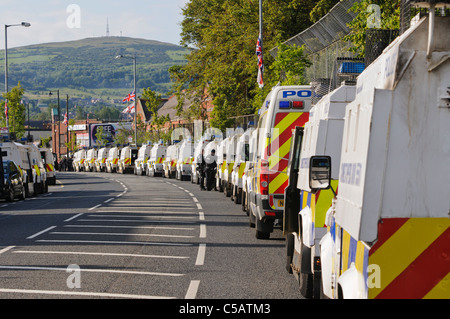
[
  {"x1": 4, "y1": 102, "x2": 7, "y2": 118},
  {"x1": 256, "y1": 34, "x2": 264, "y2": 88},
  {"x1": 63, "y1": 112, "x2": 68, "y2": 126},
  {"x1": 122, "y1": 102, "x2": 135, "y2": 114},
  {"x1": 122, "y1": 91, "x2": 136, "y2": 103}
]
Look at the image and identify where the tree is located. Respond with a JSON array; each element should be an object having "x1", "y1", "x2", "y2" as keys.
[
  {"x1": 309, "y1": 0, "x2": 340, "y2": 23},
  {"x1": 344, "y1": 0, "x2": 400, "y2": 57},
  {"x1": 172, "y1": 0, "x2": 320, "y2": 130},
  {"x1": 1, "y1": 82, "x2": 26, "y2": 139},
  {"x1": 94, "y1": 126, "x2": 109, "y2": 148},
  {"x1": 113, "y1": 123, "x2": 134, "y2": 145},
  {"x1": 95, "y1": 106, "x2": 121, "y2": 121},
  {"x1": 142, "y1": 87, "x2": 169, "y2": 142}
]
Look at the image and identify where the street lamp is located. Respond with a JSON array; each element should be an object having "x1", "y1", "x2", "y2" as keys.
[
  {"x1": 49, "y1": 90, "x2": 60, "y2": 159},
  {"x1": 115, "y1": 54, "x2": 137, "y2": 146},
  {"x1": 4, "y1": 22, "x2": 31, "y2": 132}
]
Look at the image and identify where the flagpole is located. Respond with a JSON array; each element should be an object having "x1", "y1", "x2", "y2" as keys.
[
  {"x1": 259, "y1": 0, "x2": 263, "y2": 89},
  {"x1": 133, "y1": 56, "x2": 137, "y2": 146},
  {"x1": 66, "y1": 94, "x2": 69, "y2": 155}
]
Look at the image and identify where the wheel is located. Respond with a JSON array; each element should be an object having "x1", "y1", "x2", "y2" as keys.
[
  {"x1": 249, "y1": 207, "x2": 255, "y2": 228},
  {"x1": 6, "y1": 187, "x2": 15, "y2": 202},
  {"x1": 18, "y1": 185, "x2": 26, "y2": 200},
  {"x1": 285, "y1": 233, "x2": 294, "y2": 274},
  {"x1": 235, "y1": 187, "x2": 242, "y2": 204},
  {"x1": 255, "y1": 218, "x2": 271, "y2": 239},
  {"x1": 242, "y1": 190, "x2": 248, "y2": 213}
]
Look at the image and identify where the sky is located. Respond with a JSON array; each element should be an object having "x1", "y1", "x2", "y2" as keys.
[{"x1": 1, "y1": 0, "x2": 189, "y2": 49}]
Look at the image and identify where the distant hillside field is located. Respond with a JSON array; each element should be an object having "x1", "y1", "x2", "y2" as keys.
[{"x1": 0, "y1": 36, "x2": 191, "y2": 98}]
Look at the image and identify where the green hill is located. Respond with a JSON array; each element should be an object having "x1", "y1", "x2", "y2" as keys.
[{"x1": 1, "y1": 36, "x2": 190, "y2": 99}]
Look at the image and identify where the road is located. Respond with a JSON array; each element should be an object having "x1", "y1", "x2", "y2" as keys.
[{"x1": 0, "y1": 171, "x2": 301, "y2": 301}]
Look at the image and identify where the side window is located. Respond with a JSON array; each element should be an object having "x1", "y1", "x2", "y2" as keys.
[
  {"x1": 244, "y1": 144, "x2": 249, "y2": 162},
  {"x1": 258, "y1": 112, "x2": 267, "y2": 159}
]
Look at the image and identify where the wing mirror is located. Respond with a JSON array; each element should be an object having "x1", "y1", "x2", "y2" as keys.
[{"x1": 309, "y1": 156, "x2": 331, "y2": 192}]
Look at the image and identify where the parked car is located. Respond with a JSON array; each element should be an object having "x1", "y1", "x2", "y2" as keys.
[{"x1": 1, "y1": 160, "x2": 25, "y2": 201}]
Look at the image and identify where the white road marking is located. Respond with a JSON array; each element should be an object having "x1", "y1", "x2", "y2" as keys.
[
  {"x1": 196, "y1": 203, "x2": 203, "y2": 210},
  {"x1": 0, "y1": 265, "x2": 185, "y2": 277},
  {"x1": 88, "y1": 204, "x2": 102, "y2": 211},
  {"x1": 87, "y1": 214, "x2": 195, "y2": 219},
  {"x1": 198, "y1": 212, "x2": 205, "y2": 221},
  {"x1": 13, "y1": 250, "x2": 189, "y2": 260},
  {"x1": 36, "y1": 239, "x2": 193, "y2": 246},
  {"x1": 27, "y1": 226, "x2": 56, "y2": 239},
  {"x1": 109, "y1": 200, "x2": 192, "y2": 203},
  {"x1": 94, "y1": 208, "x2": 196, "y2": 212},
  {"x1": 0, "y1": 288, "x2": 175, "y2": 299},
  {"x1": 199, "y1": 224, "x2": 206, "y2": 238},
  {"x1": 195, "y1": 244, "x2": 206, "y2": 266},
  {"x1": 64, "y1": 213, "x2": 83, "y2": 222},
  {"x1": 64, "y1": 224, "x2": 194, "y2": 231},
  {"x1": 77, "y1": 218, "x2": 196, "y2": 224},
  {"x1": 50, "y1": 231, "x2": 195, "y2": 239},
  {"x1": 103, "y1": 198, "x2": 115, "y2": 203},
  {"x1": 185, "y1": 280, "x2": 200, "y2": 299},
  {"x1": 0, "y1": 246, "x2": 15, "y2": 255}
]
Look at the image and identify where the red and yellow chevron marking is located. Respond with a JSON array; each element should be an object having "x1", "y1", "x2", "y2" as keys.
[
  {"x1": 220, "y1": 160, "x2": 227, "y2": 173},
  {"x1": 102, "y1": 158, "x2": 106, "y2": 164},
  {"x1": 124, "y1": 158, "x2": 131, "y2": 165},
  {"x1": 183, "y1": 157, "x2": 193, "y2": 165},
  {"x1": 90, "y1": 158, "x2": 95, "y2": 164},
  {"x1": 112, "y1": 158, "x2": 118, "y2": 165},
  {"x1": 156, "y1": 157, "x2": 163, "y2": 164},
  {"x1": 34, "y1": 165, "x2": 41, "y2": 176},
  {"x1": 367, "y1": 218, "x2": 450, "y2": 299},
  {"x1": 45, "y1": 164, "x2": 54, "y2": 172},
  {"x1": 238, "y1": 163, "x2": 246, "y2": 179},
  {"x1": 267, "y1": 112, "x2": 309, "y2": 196}
]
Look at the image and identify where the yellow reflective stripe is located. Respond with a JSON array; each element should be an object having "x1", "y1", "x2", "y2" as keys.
[
  {"x1": 369, "y1": 218, "x2": 449, "y2": 299},
  {"x1": 424, "y1": 272, "x2": 450, "y2": 299},
  {"x1": 268, "y1": 172, "x2": 287, "y2": 193},
  {"x1": 34, "y1": 165, "x2": 41, "y2": 176},
  {"x1": 269, "y1": 138, "x2": 291, "y2": 171},
  {"x1": 314, "y1": 180, "x2": 338, "y2": 228},
  {"x1": 341, "y1": 230, "x2": 352, "y2": 273},
  {"x1": 221, "y1": 160, "x2": 227, "y2": 173},
  {"x1": 238, "y1": 163, "x2": 245, "y2": 178},
  {"x1": 355, "y1": 241, "x2": 366, "y2": 274}
]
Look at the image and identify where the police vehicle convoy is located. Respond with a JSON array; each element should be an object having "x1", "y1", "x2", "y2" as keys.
[
  {"x1": 315, "y1": 8, "x2": 449, "y2": 299},
  {"x1": 0, "y1": 141, "x2": 52, "y2": 199},
  {"x1": 247, "y1": 85, "x2": 313, "y2": 239},
  {"x1": 134, "y1": 144, "x2": 152, "y2": 176},
  {"x1": 65, "y1": 3, "x2": 447, "y2": 299},
  {"x1": 283, "y1": 84, "x2": 355, "y2": 298}
]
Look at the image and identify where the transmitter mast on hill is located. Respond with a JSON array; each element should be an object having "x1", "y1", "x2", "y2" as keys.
[{"x1": 106, "y1": 17, "x2": 110, "y2": 37}]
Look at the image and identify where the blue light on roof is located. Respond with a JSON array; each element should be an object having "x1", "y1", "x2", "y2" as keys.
[{"x1": 279, "y1": 101, "x2": 290, "y2": 109}]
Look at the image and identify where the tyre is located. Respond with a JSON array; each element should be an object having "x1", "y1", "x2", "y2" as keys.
[
  {"x1": 255, "y1": 218, "x2": 271, "y2": 239},
  {"x1": 19, "y1": 185, "x2": 26, "y2": 200},
  {"x1": 6, "y1": 187, "x2": 15, "y2": 202}
]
